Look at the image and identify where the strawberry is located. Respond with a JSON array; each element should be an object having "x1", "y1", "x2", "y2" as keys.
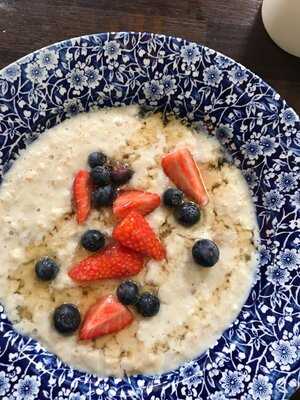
[
  {"x1": 113, "y1": 210, "x2": 166, "y2": 261},
  {"x1": 68, "y1": 243, "x2": 144, "y2": 282},
  {"x1": 113, "y1": 190, "x2": 160, "y2": 219},
  {"x1": 161, "y1": 148, "x2": 209, "y2": 207},
  {"x1": 73, "y1": 170, "x2": 91, "y2": 224},
  {"x1": 79, "y1": 295, "x2": 134, "y2": 340}
]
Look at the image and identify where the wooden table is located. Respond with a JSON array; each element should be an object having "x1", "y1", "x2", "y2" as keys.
[{"x1": 0, "y1": 0, "x2": 299, "y2": 398}]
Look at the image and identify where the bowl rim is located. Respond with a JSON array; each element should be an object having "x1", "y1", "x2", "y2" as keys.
[{"x1": 1, "y1": 30, "x2": 298, "y2": 117}]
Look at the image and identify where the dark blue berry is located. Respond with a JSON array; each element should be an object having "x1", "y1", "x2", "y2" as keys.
[
  {"x1": 192, "y1": 239, "x2": 219, "y2": 267},
  {"x1": 35, "y1": 257, "x2": 59, "y2": 281},
  {"x1": 91, "y1": 165, "x2": 111, "y2": 186},
  {"x1": 136, "y1": 292, "x2": 160, "y2": 317},
  {"x1": 92, "y1": 185, "x2": 117, "y2": 207},
  {"x1": 111, "y1": 165, "x2": 134, "y2": 185},
  {"x1": 117, "y1": 280, "x2": 139, "y2": 305},
  {"x1": 174, "y1": 202, "x2": 200, "y2": 226},
  {"x1": 163, "y1": 188, "x2": 184, "y2": 208},
  {"x1": 53, "y1": 304, "x2": 81, "y2": 334},
  {"x1": 81, "y1": 230, "x2": 105, "y2": 252},
  {"x1": 88, "y1": 151, "x2": 107, "y2": 168}
]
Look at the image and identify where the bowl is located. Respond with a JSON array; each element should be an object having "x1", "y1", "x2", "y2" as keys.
[{"x1": 0, "y1": 32, "x2": 299, "y2": 399}]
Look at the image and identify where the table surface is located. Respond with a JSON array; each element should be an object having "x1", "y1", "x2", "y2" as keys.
[{"x1": 0, "y1": 0, "x2": 299, "y2": 398}]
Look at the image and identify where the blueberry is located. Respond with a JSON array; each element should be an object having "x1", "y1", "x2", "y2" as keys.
[
  {"x1": 88, "y1": 151, "x2": 107, "y2": 168},
  {"x1": 117, "y1": 280, "x2": 139, "y2": 305},
  {"x1": 53, "y1": 304, "x2": 81, "y2": 334},
  {"x1": 92, "y1": 185, "x2": 117, "y2": 207},
  {"x1": 192, "y1": 239, "x2": 220, "y2": 267},
  {"x1": 91, "y1": 165, "x2": 111, "y2": 186},
  {"x1": 163, "y1": 188, "x2": 184, "y2": 208},
  {"x1": 35, "y1": 257, "x2": 59, "y2": 281},
  {"x1": 136, "y1": 292, "x2": 160, "y2": 317},
  {"x1": 81, "y1": 230, "x2": 105, "y2": 252},
  {"x1": 111, "y1": 165, "x2": 134, "y2": 185},
  {"x1": 174, "y1": 202, "x2": 200, "y2": 226}
]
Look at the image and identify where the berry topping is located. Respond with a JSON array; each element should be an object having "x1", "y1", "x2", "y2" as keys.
[
  {"x1": 80, "y1": 229, "x2": 105, "y2": 252},
  {"x1": 88, "y1": 151, "x2": 107, "y2": 168},
  {"x1": 35, "y1": 257, "x2": 59, "y2": 281},
  {"x1": 79, "y1": 295, "x2": 134, "y2": 340},
  {"x1": 136, "y1": 292, "x2": 160, "y2": 317},
  {"x1": 174, "y1": 201, "x2": 200, "y2": 226},
  {"x1": 73, "y1": 170, "x2": 91, "y2": 224},
  {"x1": 163, "y1": 188, "x2": 184, "y2": 208},
  {"x1": 53, "y1": 304, "x2": 81, "y2": 334},
  {"x1": 192, "y1": 239, "x2": 220, "y2": 267},
  {"x1": 117, "y1": 280, "x2": 140, "y2": 305},
  {"x1": 92, "y1": 185, "x2": 117, "y2": 207},
  {"x1": 162, "y1": 148, "x2": 209, "y2": 207},
  {"x1": 68, "y1": 243, "x2": 144, "y2": 282},
  {"x1": 113, "y1": 210, "x2": 166, "y2": 260},
  {"x1": 111, "y1": 165, "x2": 134, "y2": 185},
  {"x1": 113, "y1": 190, "x2": 160, "y2": 220},
  {"x1": 90, "y1": 165, "x2": 111, "y2": 186}
]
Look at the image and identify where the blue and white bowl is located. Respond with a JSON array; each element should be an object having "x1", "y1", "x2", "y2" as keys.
[{"x1": 0, "y1": 32, "x2": 299, "y2": 400}]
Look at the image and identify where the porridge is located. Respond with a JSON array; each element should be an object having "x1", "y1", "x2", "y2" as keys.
[{"x1": 0, "y1": 106, "x2": 258, "y2": 376}]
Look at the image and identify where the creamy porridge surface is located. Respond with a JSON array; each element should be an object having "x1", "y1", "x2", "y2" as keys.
[{"x1": 0, "y1": 106, "x2": 258, "y2": 376}]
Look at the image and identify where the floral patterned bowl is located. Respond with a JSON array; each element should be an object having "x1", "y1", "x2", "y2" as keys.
[{"x1": 0, "y1": 32, "x2": 299, "y2": 400}]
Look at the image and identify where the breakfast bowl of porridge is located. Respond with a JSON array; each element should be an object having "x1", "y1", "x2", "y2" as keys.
[{"x1": 0, "y1": 33, "x2": 299, "y2": 399}]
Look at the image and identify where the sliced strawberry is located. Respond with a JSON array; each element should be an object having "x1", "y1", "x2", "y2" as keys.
[
  {"x1": 73, "y1": 170, "x2": 91, "y2": 224},
  {"x1": 79, "y1": 295, "x2": 134, "y2": 340},
  {"x1": 113, "y1": 210, "x2": 166, "y2": 261},
  {"x1": 68, "y1": 243, "x2": 144, "y2": 282},
  {"x1": 161, "y1": 148, "x2": 209, "y2": 207},
  {"x1": 113, "y1": 190, "x2": 160, "y2": 219}
]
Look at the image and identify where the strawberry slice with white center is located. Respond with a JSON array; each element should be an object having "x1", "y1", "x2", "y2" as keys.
[
  {"x1": 161, "y1": 148, "x2": 209, "y2": 207},
  {"x1": 113, "y1": 189, "x2": 160, "y2": 219},
  {"x1": 79, "y1": 295, "x2": 134, "y2": 340}
]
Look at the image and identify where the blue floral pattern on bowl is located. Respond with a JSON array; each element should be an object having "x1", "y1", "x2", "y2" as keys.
[{"x1": 0, "y1": 32, "x2": 299, "y2": 400}]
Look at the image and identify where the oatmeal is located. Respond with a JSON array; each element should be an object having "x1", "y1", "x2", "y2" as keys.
[{"x1": 0, "y1": 106, "x2": 258, "y2": 376}]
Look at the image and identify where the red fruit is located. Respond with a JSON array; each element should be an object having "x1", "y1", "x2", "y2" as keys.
[
  {"x1": 161, "y1": 148, "x2": 209, "y2": 207},
  {"x1": 68, "y1": 243, "x2": 144, "y2": 282},
  {"x1": 113, "y1": 210, "x2": 166, "y2": 261},
  {"x1": 110, "y1": 165, "x2": 134, "y2": 185},
  {"x1": 113, "y1": 190, "x2": 160, "y2": 219},
  {"x1": 79, "y1": 295, "x2": 134, "y2": 340},
  {"x1": 73, "y1": 170, "x2": 91, "y2": 224}
]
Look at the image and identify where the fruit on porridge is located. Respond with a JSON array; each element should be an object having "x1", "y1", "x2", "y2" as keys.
[
  {"x1": 113, "y1": 190, "x2": 161, "y2": 219},
  {"x1": 79, "y1": 295, "x2": 134, "y2": 341},
  {"x1": 80, "y1": 229, "x2": 106, "y2": 252},
  {"x1": 53, "y1": 303, "x2": 81, "y2": 334},
  {"x1": 68, "y1": 242, "x2": 145, "y2": 282},
  {"x1": 162, "y1": 148, "x2": 209, "y2": 207},
  {"x1": 73, "y1": 170, "x2": 91, "y2": 224},
  {"x1": 192, "y1": 239, "x2": 220, "y2": 267},
  {"x1": 112, "y1": 210, "x2": 166, "y2": 260},
  {"x1": 0, "y1": 106, "x2": 258, "y2": 376},
  {"x1": 117, "y1": 280, "x2": 140, "y2": 306}
]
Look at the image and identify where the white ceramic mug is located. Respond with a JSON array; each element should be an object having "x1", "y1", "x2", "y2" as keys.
[{"x1": 262, "y1": 0, "x2": 300, "y2": 57}]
